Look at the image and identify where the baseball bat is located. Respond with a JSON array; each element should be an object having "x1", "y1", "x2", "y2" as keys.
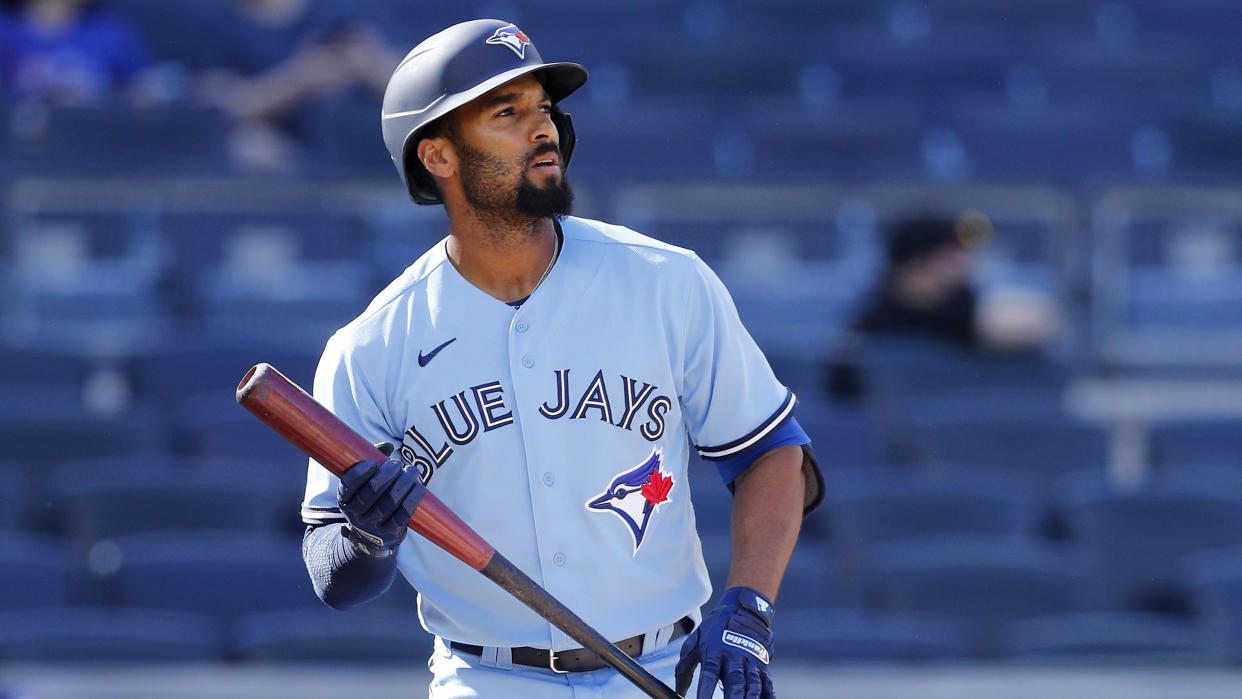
[{"x1": 236, "y1": 363, "x2": 680, "y2": 699}]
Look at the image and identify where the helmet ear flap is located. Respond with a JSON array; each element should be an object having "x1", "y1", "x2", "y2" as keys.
[{"x1": 550, "y1": 108, "x2": 576, "y2": 170}]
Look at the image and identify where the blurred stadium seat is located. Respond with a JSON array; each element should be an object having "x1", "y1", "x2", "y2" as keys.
[
  {"x1": 792, "y1": 399, "x2": 877, "y2": 471},
  {"x1": 0, "y1": 532, "x2": 81, "y2": 612},
  {"x1": 125, "y1": 337, "x2": 320, "y2": 411},
  {"x1": 0, "y1": 398, "x2": 168, "y2": 478},
  {"x1": 824, "y1": 466, "x2": 1043, "y2": 597},
  {"x1": 9, "y1": 102, "x2": 233, "y2": 177},
  {"x1": 1183, "y1": 547, "x2": 1242, "y2": 659},
  {"x1": 0, "y1": 346, "x2": 91, "y2": 389},
  {"x1": 867, "y1": 534, "x2": 1089, "y2": 655},
  {"x1": 1056, "y1": 469, "x2": 1242, "y2": 612},
  {"x1": 1149, "y1": 417, "x2": 1242, "y2": 467},
  {"x1": 777, "y1": 607, "x2": 973, "y2": 662},
  {"x1": 48, "y1": 456, "x2": 292, "y2": 547},
  {"x1": 996, "y1": 611, "x2": 1224, "y2": 664},
  {"x1": 232, "y1": 607, "x2": 431, "y2": 664},
  {"x1": 105, "y1": 532, "x2": 318, "y2": 623},
  {"x1": 908, "y1": 414, "x2": 1110, "y2": 487},
  {"x1": 0, "y1": 607, "x2": 220, "y2": 663},
  {"x1": 0, "y1": 462, "x2": 30, "y2": 532}
]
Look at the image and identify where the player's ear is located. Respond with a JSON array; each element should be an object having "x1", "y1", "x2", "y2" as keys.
[{"x1": 417, "y1": 136, "x2": 456, "y2": 179}]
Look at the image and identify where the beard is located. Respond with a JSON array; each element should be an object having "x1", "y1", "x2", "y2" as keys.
[{"x1": 456, "y1": 139, "x2": 574, "y2": 219}]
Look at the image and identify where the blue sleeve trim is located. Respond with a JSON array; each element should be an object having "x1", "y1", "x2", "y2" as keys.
[
  {"x1": 712, "y1": 416, "x2": 810, "y2": 486},
  {"x1": 697, "y1": 389, "x2": 797, "y2": 460}
]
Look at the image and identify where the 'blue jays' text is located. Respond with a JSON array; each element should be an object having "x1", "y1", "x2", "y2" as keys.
[{"x1": 398, "y1": 369, "x2": 672, "y2": 483}]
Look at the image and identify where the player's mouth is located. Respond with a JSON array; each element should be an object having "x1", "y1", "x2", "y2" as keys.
[{"x1": 528, "y1": 149, "x2": 561, "y2": 174}]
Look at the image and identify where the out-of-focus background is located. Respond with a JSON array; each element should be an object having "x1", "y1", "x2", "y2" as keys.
[{"x1": 2, "y1": 0, "x2": 1242, "y2": 697}]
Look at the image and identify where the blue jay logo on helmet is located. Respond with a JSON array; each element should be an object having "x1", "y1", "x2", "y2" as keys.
[
  {"x1": 486, "y1": 24, "x2": 531, "y2": 59},
  {"x1": 586, "y1": 448, "x2": 674, "y2": 554}
]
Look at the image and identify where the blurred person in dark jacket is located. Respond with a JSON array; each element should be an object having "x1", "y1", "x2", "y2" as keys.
[
  {"x1": 0, "y1": 0, "x2": 152, "y2": 103},
  {"x1": 827, "y1": 212, "x2": 1063, "y2": 402},
  {"x1": 194, "y1": 0, "x2": 399, "y2": 172}
]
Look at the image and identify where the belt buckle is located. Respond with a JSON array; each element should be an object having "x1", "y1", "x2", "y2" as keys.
[{"x1": 548, "y1": 650, "x2": 569, "y2": 674}]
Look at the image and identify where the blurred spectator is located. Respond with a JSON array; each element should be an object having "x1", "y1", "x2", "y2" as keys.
[
  {"x1": 0, "y1": 0, "x2": 153, "y2": 104},
  {"x1": 193, "y1": 0, "x2": 399, "y2": 173},
  {"x1": 827, "y1": 212, "x2": 1063, "y2": 401}
]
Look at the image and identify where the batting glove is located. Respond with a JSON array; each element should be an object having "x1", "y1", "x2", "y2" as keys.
[
  {"x1": 675, "y1": 586, "x2": 775, "y2": 699},
  {"x1": 337, "y1": 452, "x2": 426, "y2": 557}
]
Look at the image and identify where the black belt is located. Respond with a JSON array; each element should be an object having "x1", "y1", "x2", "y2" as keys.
[{"x1": 450, "y1": 616, "x2": 694, "y2": 673}]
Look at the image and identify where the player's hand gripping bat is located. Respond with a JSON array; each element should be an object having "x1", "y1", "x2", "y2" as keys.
[{"x1": 236, "y1": 363, "x2": 681, "y2": 699}]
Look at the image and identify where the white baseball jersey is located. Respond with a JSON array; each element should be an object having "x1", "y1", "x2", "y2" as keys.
[{"x1": 302, "y1": 216, "x2": 796, "y2": 652}]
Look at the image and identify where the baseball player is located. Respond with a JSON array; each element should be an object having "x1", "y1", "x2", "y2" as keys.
[{"x1": 300, "y1": 19, "x2": 824, "y2": 699}]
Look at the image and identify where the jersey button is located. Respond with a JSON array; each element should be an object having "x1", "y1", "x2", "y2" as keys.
[
  {"x1": 552, "y1": 552, "x2": 567, "y2": 567},
  {"x1": 542, "y1": 472, "x2": 555, "y2": 486},
  {"x1": 522, "y1": 355, "x2": 535, "y2": 368},
  {"x1": 515, "y1": 320, "x2": 529, "y2": 333}
]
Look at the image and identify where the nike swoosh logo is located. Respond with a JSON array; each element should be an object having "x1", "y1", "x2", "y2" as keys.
[{"x1": 418, "y1": 338, "x2": 456, "y2": 367}]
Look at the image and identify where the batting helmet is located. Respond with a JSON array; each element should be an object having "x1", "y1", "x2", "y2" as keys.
[{"x1": 381, "y1": 19, "x2": 588, "y2": 205}]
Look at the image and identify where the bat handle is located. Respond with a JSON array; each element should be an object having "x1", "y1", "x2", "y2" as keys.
[{"x1": 482, "y1": 554, "x2": 682, "y2": 699}]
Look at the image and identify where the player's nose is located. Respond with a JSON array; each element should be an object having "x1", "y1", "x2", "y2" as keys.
[{"x1": 530, "y1": 111, "x2": 556, "y2": 143}]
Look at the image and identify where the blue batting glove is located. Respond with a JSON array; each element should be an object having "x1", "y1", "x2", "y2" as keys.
[
  {"x1": 337, "y1": 455, "x2": 426, "y2": 556},
  {"x1": 675, "y1": 586, "x2": 775, "y2": 699}
]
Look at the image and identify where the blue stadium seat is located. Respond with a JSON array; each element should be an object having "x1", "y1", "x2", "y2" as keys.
[
  {"x1": 997, "y1": 611, "x2": 1224, "y2": 664},
  {"x1": 565, "y1": 101, "x2": 720, "y2": 183},
  {"x1": 867, "y1": 534, "x2": 1089, "y2": 655},
  {"x1": 697, "y1": 534, "x2": 840, "y2": 611},
  {"x1": 48, "y1": 456, "x2": 293, "y2": 547},
  {"x1": 686, "y1": 454, "x2": 734, "y2": 535},
  {"x1": 777, "y1": 607, "x2": 973, "y2": 662},
  {"x1": 908, "y1": 414, "x2": 1109, "y2": 486},
  {"x1": 0, "y1": 607, "x2": 220, "y2": 662},
  {"x1": 106, "y1": 532, "x2": 319, "y2": 623},
  {"x1": 1038, "y1": 37, "x2": 1212, "y2": 107},
  {"x1": 0, "y1": 399, "x2": 168, "y2": 476},
  {"x1": 125, "y1": 337, "x2": 320, "y2": 411},
  {"x1": 824, "y1": 466, "x2": 1042, "y2": 597},
  {"x1": 1056, "y1": 470, "x2": 1242, "y2": 612},
  {"x1": 1149, "y1": 417, "x2": 1242, "y2": 468},
  {"x1": 738, "y1": 97, "x2": 924, "y2": 180},
  {"x1": 10, "y1": 102, "x2": 233, "y2": 177},
  {"x1": 898, "y1": 385, "x2": 1071, "y2": 424},
  {"x1": 855, "y1": 336, "x2": 1071, "y2": 395},
  {"x1": 826, "y1": 29, "x2": 1029, "y2": 101},
  {"x1": 793, "y1": 400, "x2": 877, "y2": 471},
  {"x1": 1182, "y1": 547, "x2": 1242, "y2": 658},
  {"x1": 0, "y1": 461, "x2": 29, "y2": 531},
  {"x1": 0, "y1": 345, "x2": 91, "y2": 388},
  {"x1": 177, "y1": 390, "x2": 316, "y2": 514},
  {"x1": 232, "y1": 607, "x2": 431, "y2": 664},
  {"x1": 779, "y1": 538, "x2": 841, "y2": 610},
  {"x1": 920, "y1": 0, "x2": 1094, "y2": 31},
  {"x1": 0, "y1": 532, "x2": 80, "y2": 612}
]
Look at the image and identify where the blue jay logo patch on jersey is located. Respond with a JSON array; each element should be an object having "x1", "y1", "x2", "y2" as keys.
[
  {"x1": 586, "y1": 448, "x2": 674, "y2": 554},
  {"x1": 486, "y1": 24, "x2": 531, "y2": 59}
]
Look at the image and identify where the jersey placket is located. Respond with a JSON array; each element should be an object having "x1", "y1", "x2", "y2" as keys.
[{"x1": 504, "y1": 303, "x2": 577, "y2": 649}]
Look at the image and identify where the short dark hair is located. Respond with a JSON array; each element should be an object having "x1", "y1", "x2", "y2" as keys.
[{"x1": 885, "y1": 215, "x2": 961, "y2": 266}]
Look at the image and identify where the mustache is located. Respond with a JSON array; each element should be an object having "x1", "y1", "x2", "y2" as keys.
[{"x1": 526, "y1": 142, "x2": 561, "y2": 164}]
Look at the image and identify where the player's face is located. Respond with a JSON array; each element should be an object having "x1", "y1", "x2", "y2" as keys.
[{"x1": 451, "y1": 75, "x2": 573, "y2": 218}]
